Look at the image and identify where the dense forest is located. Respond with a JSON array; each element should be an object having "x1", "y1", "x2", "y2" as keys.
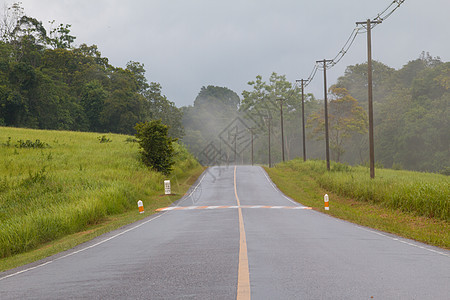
[
  {"x1": 1, "y1": 4, "x2": 447, "y2": 174},
  {"x1": 0, "y1": 3, "x2": 183, "y2": 137},
  {"x1": 181, "y1": 53, "x2": 449, "y2": 174}
]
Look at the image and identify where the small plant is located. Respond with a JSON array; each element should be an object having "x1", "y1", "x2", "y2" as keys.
[
  {"x1": 16, "y1": 139, "x2": 50, "y2": 149},
  {"x1": 98, "y1": 135, "x2": 112, "y2": 143},
  {"x1": 331, "y1": 162, "x2": 351, "y2": 172},
  {"x1": 2, "y1": 137, "x2": 11, "y2": 147},
  {"x1": 439, "y1": 167, "x2": 450, "y2": 176},
  {"x1": 124, "y1": 137, "x2": 138, "y2": 143},
  {"x1": 392, "y1": 163, "x2": 403, "y2": 170}
]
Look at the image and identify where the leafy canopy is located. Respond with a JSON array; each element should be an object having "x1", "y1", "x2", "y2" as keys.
[{"x1": 135, "y1": 120, "x2": 177, "y2": 175}]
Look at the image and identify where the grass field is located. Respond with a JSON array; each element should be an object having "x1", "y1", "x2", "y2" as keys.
[
  {"x1": 265, "y1": 159, "x2": 449, "y2": 249},
  {"x1": 0, "y1": 126, "x2": 203, "y2": 263}
]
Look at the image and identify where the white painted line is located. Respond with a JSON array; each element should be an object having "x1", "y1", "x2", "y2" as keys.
[
  {"x1": 206, "y1": 206, "x2": 219, "y2": 209},
  {"x1": 157, "y1": 205, "x2": 313, "y2": 211},
  {"x1": 259, "y1": 167, "x2": 449, "y2": 257},
  {"x1": 259, "y1": 167, "x2": 301, "y2": 206},
  {"x1": 185, "y1": 206, "x2": 199, "y2": 210},
  {"x1": 0, "y1": 211, "x2": 169, "y2": 281},
  {"x1": 176, "y1": 169, "x2": 208, "y2": 206},
  {"x1": 356, "y1": 226, "x2": 450, "y2": 258},
  {"x1": 160, "y1": 207, "x2": 175, "y2": 211},
  {"x1": 323, "y1": 214, "x2": 450, "y2": 258}
]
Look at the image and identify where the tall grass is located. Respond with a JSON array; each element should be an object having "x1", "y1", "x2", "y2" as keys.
[
  {"x1": 0, "y1": 127, "x2": 200, "y2": 258},
  {"x1": 280, "y1": 159, "x2": 449, "y2": 221}
]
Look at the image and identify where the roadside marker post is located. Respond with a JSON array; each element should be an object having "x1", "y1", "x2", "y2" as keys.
[
  {"x1": 164, "y1": 180, "x2": 171, "y2": 195},
  {"x1": 324, "y1": 194, "x2": 329, "y2": 210},
  {"x1": 137, "y1": 200, "x2": 144, "y2": 214}
]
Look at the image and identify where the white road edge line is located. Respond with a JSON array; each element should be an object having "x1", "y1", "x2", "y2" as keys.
[
  {"x1": 0, "y1": 211, "x2": 169, "y2": 281},
  {"x1": 356, "y1": 225, "x2": 449, "y2": 257},
  {"x1": 259, "y1": 166, "x2": 449, "y2": 258},
  {"x1": 1, "y1": 168, "x2": 210, "y2": 281},
  {"x1": 176, "y1": 168, "x2": 208, "y2": 206},
  {"x1": 259, "y1": 167, "x2": 300, "y2": 206}
]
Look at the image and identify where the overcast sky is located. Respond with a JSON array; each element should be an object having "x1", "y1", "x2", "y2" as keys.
[{"x1": 11, "y1": 0, "x2": 450, "y2": 107}]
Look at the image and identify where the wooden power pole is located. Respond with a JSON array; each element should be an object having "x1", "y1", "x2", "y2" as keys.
[
  {"x1": 297, "y1": 79, "x2": 307, "y2": 162},
  {"x1": 356, "y1": 19, "x2": 381, "y2": 179},
  {"x1": 316, "y1": 59, "x2": 333, "y2": 171}
]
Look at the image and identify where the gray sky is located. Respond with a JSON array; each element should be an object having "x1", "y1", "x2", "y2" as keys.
[{"x1": 12, "y1": 0, "x2": 450, "y2": 107}]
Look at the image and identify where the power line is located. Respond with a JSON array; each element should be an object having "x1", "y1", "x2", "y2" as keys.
[{"x1": 300, "y1": 0, "x2": 406, "y2": 86}]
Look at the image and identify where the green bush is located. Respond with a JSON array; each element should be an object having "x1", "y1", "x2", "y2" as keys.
[{"x1": 135, "y1": 120, "x2": 177, "y2": 175}]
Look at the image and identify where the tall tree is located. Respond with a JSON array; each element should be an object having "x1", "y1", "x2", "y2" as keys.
[
  {"x1": 240, "y1": 73, "x2": 303, "y2": 162},
  {"x1": 308, "y1": 86, "x2": 367, "y2": 162},
  {"x1": 181, "y1": 85, "x2": 240, "y2": 162},
  {"x1": 145, "y1": 82, "x2": 184, "y2": 138}
]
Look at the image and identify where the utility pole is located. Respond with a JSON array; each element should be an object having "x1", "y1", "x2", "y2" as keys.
[
  {"x1": 219, "y1": 140, "x2": 222, "y2": 166},
  {"x1": 356, "y1": 19, "x2": 381, "y2": 179},
  {"x1": 229, "y1": 128, "x2": 237, "y2": 164},
  {"x1": 234, "y1": 129, "x2": 237, "y2": 163},
  {"x1": 316, "y1": 59, "x2": 333, "y2": 171},
  {"x1": 249, "y1": 127, "x2": 255, "y2": 166},
  {"x1": 297, "y1": 79, "x2": 307, "y2": 162},
  {"x1": 277, "y1": 98, "x2": 286, "y2": 162},
  {"x1": 264, "y1": 116, "x2": 272, "y2": 168}
]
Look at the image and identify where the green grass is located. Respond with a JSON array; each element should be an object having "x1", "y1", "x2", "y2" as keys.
[
  {"x1": 265, "y1": 159, "x2": 449, "y2": 249},
  {"x1": 0, "y1": 126, "x2": 202, "y2": 263}
]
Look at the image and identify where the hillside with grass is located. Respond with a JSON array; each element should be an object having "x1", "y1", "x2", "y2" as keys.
[
  {"x1": 266, "y1": 159, "x2": 449, "y2": 248},
  {"x1": 0, "y1": 127, "x2": 202, "y2": 260}
]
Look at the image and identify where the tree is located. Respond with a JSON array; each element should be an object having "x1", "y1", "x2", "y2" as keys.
[
  {"x1": 240, "y1": 73, "x2": 303, "y2": 162},
  {"x1": 308, "y1": 86, "x2": 368, "y2": 162},
  {"x1": 376, "y1": 61, "x2": 449, "y2": 172},
  {"x1": 194, "y1": 85, "x2": 240, "y2": 109},
  {"x1": 80, "y1": 80, "x2": 106, "y2": 132},
  {"x1": 126, "y1": 61, "x2": 149, "y2": 94},
  {"x1": 47, "y1": 21, "x2": 75, "y2": 49},
  {"x1": 181, "y1": 85, "x2": 241, "y2": 162},
  {"x1": 145, "y1": 82, "x2": 184, "y2": 138},
  {"x1": 0, "y1": 3, "x2": 179, "y2": 136},
  {"x1": 335, "y1": 60, "x2": 395, "y2": 105},
  {"x1": 135, "y1": 120, "x2": 177, "y2": 175}
]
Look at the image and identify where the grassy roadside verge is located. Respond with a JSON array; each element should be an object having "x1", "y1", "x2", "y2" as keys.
[
  {"x1": 0, "y1": 164, "x2": 204, "y2": 272},
  {"x1": 265, "y1": 159, "x2": 449, "y2": 249},
  {"x1": 0, "y1": 126, "x2": 205, "y2": 271}
]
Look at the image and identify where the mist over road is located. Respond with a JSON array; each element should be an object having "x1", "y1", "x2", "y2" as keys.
[{"x1": 1, "y1": 166, "x2": 449, "y2": 299}]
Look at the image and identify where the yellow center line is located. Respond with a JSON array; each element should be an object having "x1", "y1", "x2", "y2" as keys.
[{"x1": 234, "y1": 166, "x2": 251, "y2": 299}]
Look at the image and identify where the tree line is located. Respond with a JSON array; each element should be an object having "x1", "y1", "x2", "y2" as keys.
[
  {"x1": 1, "y1": 4, "x2": 447, "y2": 173},
  {"x1": 181, "y1": 53, "x2": 449, "y2": 174},
  {"x1": 0, "y1": 3, "x2": 183, "y2": 137}
]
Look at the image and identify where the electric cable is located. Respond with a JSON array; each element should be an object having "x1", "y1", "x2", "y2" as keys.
[{"x1": 299, "y1": 0, "x2": 406, "y2": 85}]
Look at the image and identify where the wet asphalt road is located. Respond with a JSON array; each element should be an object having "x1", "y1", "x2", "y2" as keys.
[{"x1": 1, "y1": 165, "x2": 449, "y2": 299}]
